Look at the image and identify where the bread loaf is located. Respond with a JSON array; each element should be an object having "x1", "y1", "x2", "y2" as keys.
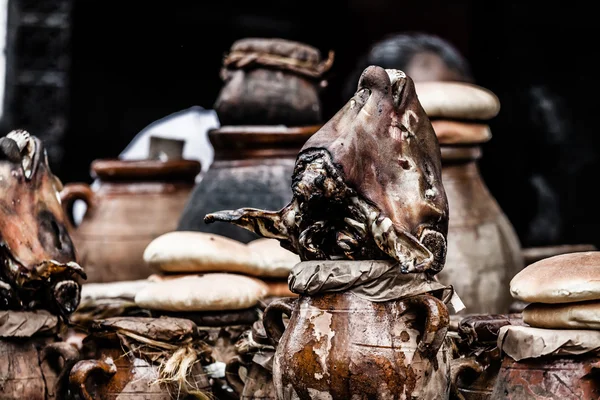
[
  {"x1": 414, "y1": 81, "x2": 500, "y2": 120},
  {"x1": 144, "y1": 232, "x2": 298, "y2": 278},
  {"x1": 523, "y1": 300, "x2": 600, "y2": 329},
  {"x1": 510, "y1": 251, "x2": 600, "y2": 303},
  {"x1": 134, "y1": 273, "x2": 268, "y2": 312}
]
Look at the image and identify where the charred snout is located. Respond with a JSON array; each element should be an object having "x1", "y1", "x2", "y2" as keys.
[{"x1": 51, "y1": 279, "x2": 81, "y2": 317}]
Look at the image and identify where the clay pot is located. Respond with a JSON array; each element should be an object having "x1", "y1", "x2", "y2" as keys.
[
  {"x1": 226, "y1": 357, "x2": 277, "y2": 400},
  {"x1": 60, "y1": 159, "x2": 200, "y2": 282},
  {"x1": 177, "y1": 125, "x2": 318, "y2": 243},
  {"x1": 436, "y1": 141, "x2": 523, "y2": 314},
  {"x1": 0, "y1": 339, "x2": 79, "y2": 400},
  {"x1": 490, "y1": 355, "x2": 600, "y2": 399},
  {"x1": 68, "y1": 319, "x2": 212, "y2": 399},
  {"x1": 263, "y1": 293, "x2": 452, "y2": 399},
  {"x1": 214, "y1": 38, "x2": 333, "y2": 126}
]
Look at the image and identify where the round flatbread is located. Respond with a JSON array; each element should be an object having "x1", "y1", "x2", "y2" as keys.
[
  {"x1": 134, "y1": 273, "x2": 268, "y2": 312},
  {"x1": 414, "y1": 81, "x2": 500, "y2": 120},
  {"x1": 247, "y1": 238, "x2": 300, "y2": 278},
  {"x1": 523, "y1": 300, "x2": 600, "y2": 330},
  {"x1": 430, "y1": 120, "x2": 491, "y2": 145},
  {"x1": 144, "y1": 231, "x2": 257, "y2": 273},
  {"x1": 510, "y1": 251, "x2": 600, "y2": 303},
  {"x1": 144, "y1": 232, "x2": 298, "y2": 278},
  {"x1": 81, "y1": 280, "x2": 154, "y2": 301}
]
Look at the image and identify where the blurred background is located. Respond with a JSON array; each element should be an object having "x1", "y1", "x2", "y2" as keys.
[{"x1": 1, "y1": 0, "x2": 598, "y2": 249}]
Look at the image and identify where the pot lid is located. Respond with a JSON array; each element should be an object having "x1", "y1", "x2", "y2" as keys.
[
  {"x1": 223, "y1": 38, "x2": 334, "y2": 79},
  {"x1": 209, "y1": 125, "x2": 319, "y2": 160},
  {"x1": 91, "y1": 159, "x2": 200, "y2": 182}
]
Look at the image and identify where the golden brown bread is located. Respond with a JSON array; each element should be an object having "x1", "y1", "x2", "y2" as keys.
[
  {"x1": 510, "y1": 251, "x2": 600, "y2": 303},
  {"x1": 143, "y1": 232, "x2": 297, "y2": 278},
  {"x1": 523, "y1": 300, "x2": 600, "y2": 329},
  {"x1": 414, "y1": 81, "x2": 500, "y2": 120},
  {"x1": 430, "y1": 120, "x2": 491, "y2": 145},
  {"x1": 134, "y1": 273, "x2": 268, "y2": 312}
]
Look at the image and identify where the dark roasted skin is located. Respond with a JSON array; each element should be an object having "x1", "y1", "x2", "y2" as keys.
[
  {"x1": 0, "y1": 130, "x2": 86, "y2": 318},
  {"x1": 206, "y1": 66, "x2": 449, "y2": 274}
]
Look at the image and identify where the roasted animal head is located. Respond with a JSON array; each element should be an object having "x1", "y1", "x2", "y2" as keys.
[
  {"x1": 205, "y1": 66, "x2": 449, "y2": 274},
  {"x1": 0, "y1": 130, "x2": 86, "y2": 317}
]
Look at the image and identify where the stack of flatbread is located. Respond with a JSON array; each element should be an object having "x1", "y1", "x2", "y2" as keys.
[
  {"x1": 499, "y1": 251, "x2": 600, "y2": 362},
  {"x1": 143, "y1": 231, "x2": 300, "y2": 299},
  {"x1": 511, "y1": 252, "x2": 600, "y2": 330},
  {"x1": 414, "y1": 81, "x2": 500, "y2": 146},
  {"x1": 135, "y1": 231, "x2": 301, "y2": 375}
]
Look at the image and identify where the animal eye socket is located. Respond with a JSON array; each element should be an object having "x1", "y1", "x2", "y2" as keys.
[
  {"x1": 38, "y1": 210, "x2": 69, "y2": 252},
  {"x1": 50, "y1": 219, "x2": 62, "y2": 250}
]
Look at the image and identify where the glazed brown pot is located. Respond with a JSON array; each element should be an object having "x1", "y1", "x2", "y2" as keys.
[
  {"x1": 263, "y1": 293, "x2": 452, "y2": 400},
  {"x1": 0, "y1": 339, "x2": 79, "y2": 400},
  {"x1": 490, "y1": 355, "x2": 600, "y2": 399},
  {"x1": 60, "y1": 159, "x2": 200, "y2": 283},
  {"x1": 214, "y1": 38, "x2": 333, "y2": 126},
  {"x1": 436, "y1": 145, "x2": 523, "y2": 314},
  {"x1": 177, "y1": 126, "x2": 318, "y2": 242},
  {"x1": 226, "y1": 356, "x2": 277, "y2": 400},
  {"x1": 69, "y1": 331, "x2": 212, "y2": 399}
]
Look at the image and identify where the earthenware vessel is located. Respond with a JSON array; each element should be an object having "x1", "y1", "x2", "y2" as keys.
[
  {"x1": 68, "y1": 316, "x2": 212, "y2": 399},
  {"x1": 490, "y1": 355, "x2": 600, "y2": 399},
  {"x1": 214, "y1": 38, "x2": 333, "y2": 126},
  {"x1": 60, "y1": 159, "x2": 200, "y2": 282},
  {"x1": 0, "y1": 311, "x2": 80, "y2": 400},
  {"x1": 263, "y1": 292, "x2": 452, "y2": 399},
  {"x1": 434, "y1": 124, "x2": 523, "y2": 314},
  {"x1": 177, "y1": 125, "x2": 318, "y2": 243}
]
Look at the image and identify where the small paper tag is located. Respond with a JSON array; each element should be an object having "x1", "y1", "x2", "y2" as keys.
[{"x1": 448, "y1": 291, "x2": 466, "y2": 314}]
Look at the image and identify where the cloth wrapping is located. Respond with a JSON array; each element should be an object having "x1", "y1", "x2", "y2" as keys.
[
  {"x1": 498, "y1": 325, "x2": 600, "y2": 361},
  {"x1": 288, "y1": 260, "x2": 465, "y2": 313},
  {"x1": 0, "y1": 310, "x2": 58, "y2": 337}
]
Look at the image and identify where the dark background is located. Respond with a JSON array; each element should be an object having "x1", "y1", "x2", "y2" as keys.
[{"x1": 4, "y1": 1, "x2": 599, "y2": 248}]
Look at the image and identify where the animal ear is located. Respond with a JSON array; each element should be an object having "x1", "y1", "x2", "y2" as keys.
[{"x1": 0, "y1": 137, "x2": 22, "y2": 163}]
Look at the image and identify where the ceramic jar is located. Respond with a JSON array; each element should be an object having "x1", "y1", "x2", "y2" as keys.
[
  {"x1": 214, "y1": 38, "x2": 333, "y2": 126},
  {"x1": 60, "y1": 159, "x2": 200, "y2": 282},
  {"x1": 490, "y1": 355, "x2": 600, "y2": 399},
  {"x1": 68, "y1": 317, "x2": 212, "y2": 399},
  {"x1": 0, "y1": 338, "x2": 79, "y2": 399},
  {"x1": 436, "y1": 139, "x2": 523, "y2": 314},
  {"x1": 262, "y1": 293, "x2": 452, "y2": 399},
  {"x1": 177, "y1": 126, "x2": 318, "y2": 243}
]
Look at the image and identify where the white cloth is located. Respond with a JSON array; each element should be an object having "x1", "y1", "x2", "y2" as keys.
[{"x1": 119, "y1": 105, "x2": 220, "y2": 173}]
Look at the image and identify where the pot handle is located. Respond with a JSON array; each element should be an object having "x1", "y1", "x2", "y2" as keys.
[
  {"x1": 450, "y1": 357, "x2": 484, "y2": 400},
  {"x1": 60, "y1": 183, "x2": 95, "y2": 229},
  {"x1": 225, "y1": 356, "x2": 246, "y2": 395},
  {"x1": 69, "y1": 358, "x2": 117, "y2": 400},
  {"x1": 263, "y1": 297, "x2": 296, "y2": 345},
  {"x1": 41, "y1": 342, "x2": 81, "y2": 399},
  {"x1": 406, "y1": 293, "x2": 450, "y2": 356}
]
